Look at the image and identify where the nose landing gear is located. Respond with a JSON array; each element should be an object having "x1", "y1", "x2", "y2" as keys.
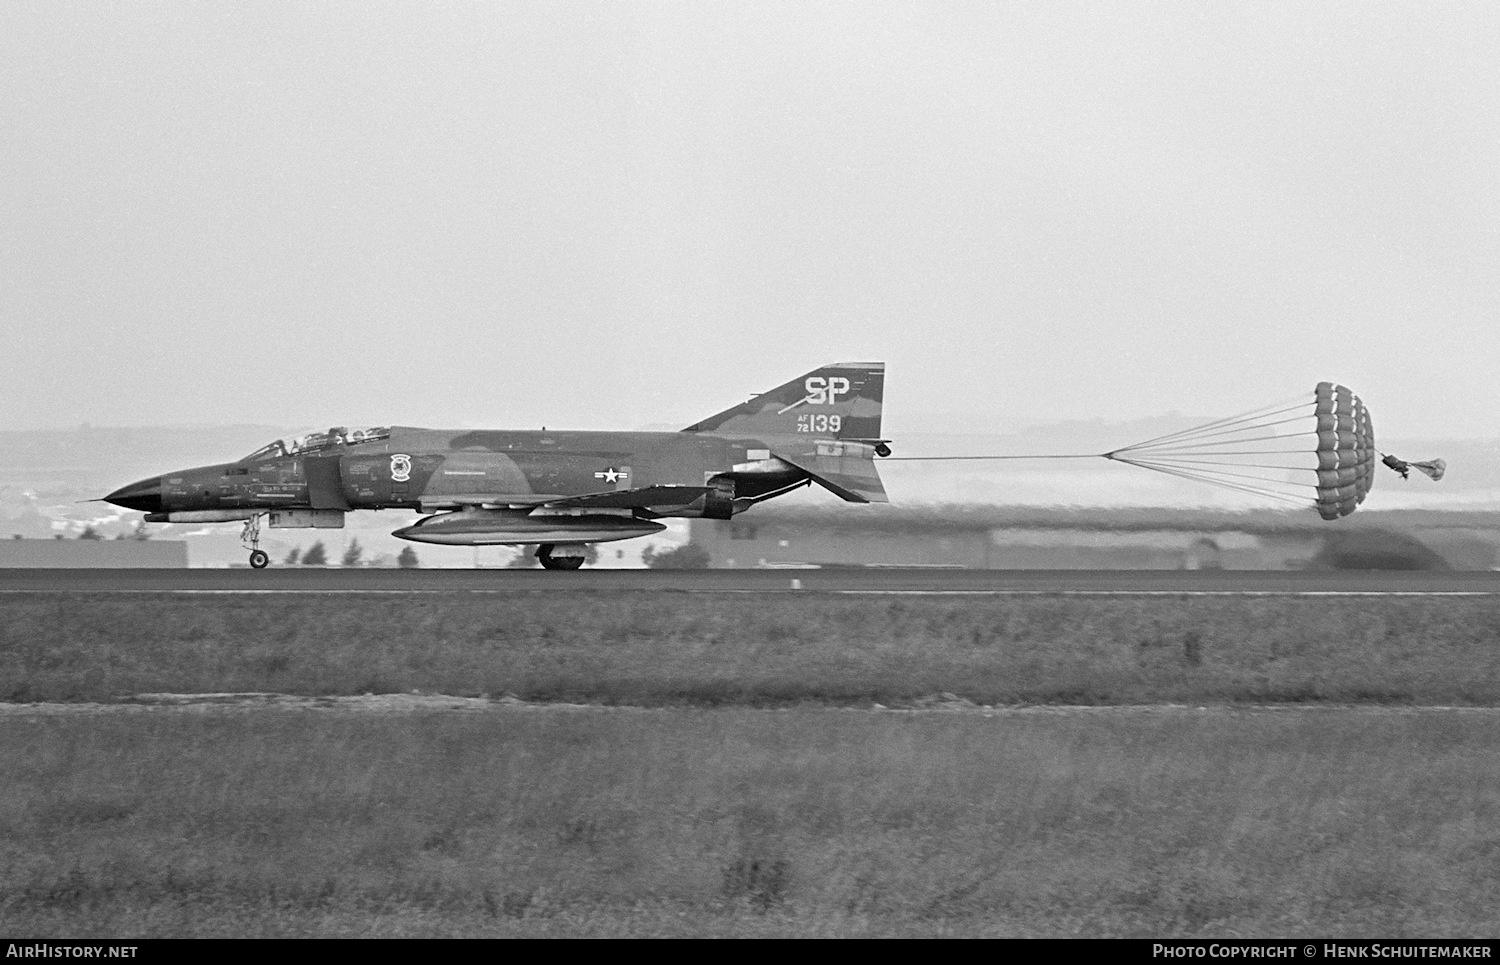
[{"x1": 241, "y1": 513, "x2": 270, "y2": 569}]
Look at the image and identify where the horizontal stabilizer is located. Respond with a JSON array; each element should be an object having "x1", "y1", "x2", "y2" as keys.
[{"x1": 775, "y1": 449, "x2": 888, "y2": 504}]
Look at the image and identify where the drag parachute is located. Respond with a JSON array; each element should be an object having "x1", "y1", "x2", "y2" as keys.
[
  {"x1": 1104, "y1": 382, "x2": 1376, "y2": 519},
  {"x1": 887, "y1": 380, "x2": 1443, "y2": 519}
]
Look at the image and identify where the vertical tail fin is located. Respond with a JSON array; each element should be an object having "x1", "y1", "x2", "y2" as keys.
[{"x1": 682, "y1": 362, "x2": 885, "y2": 441}]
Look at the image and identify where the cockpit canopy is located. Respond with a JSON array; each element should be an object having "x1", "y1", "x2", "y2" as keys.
[{"x1": 242, "y1": 426, "x2": 391, "y2": 462}]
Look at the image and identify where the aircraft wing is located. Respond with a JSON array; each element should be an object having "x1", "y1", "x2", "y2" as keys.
[
  {"x1": 544, "y1": 485, "x2": 714, "y2": 511},
  {"x1": 419, "y1": 486, "x2": 715, "y2": 513},
  {"x1": 418, "y1": 493, "x2": 559, "y2": 511}
]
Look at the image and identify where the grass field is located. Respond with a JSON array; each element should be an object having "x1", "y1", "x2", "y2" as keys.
[
  {"x1": 4, "y1": 591, "x2": 1500, "y2": 937},
  {"x1": 3, "y1": 705, "x2": 1498, "y2": 937},
  {"x1": 3, "y1": 592, "x2": 1500, "y2": 705}
]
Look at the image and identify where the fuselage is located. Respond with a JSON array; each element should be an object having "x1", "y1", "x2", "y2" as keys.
[
  {"x1": 106, "y1": 426, "x2": 821, "y2": 521},
  {"x1": 102, "y1": 361, "x2": 891, "y2": 566}
]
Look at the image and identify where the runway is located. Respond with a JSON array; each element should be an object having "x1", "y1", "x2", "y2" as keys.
[{"x1": 2, "y1": 566, "x2": 1499, "y2": 594}]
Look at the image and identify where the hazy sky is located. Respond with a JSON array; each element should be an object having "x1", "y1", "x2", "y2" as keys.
[{"x1": 4, "y1": 2, "x2": 1496, "y2": 440}]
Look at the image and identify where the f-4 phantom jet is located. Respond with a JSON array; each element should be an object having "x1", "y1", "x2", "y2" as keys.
[{"x1": 104, "y1": 363, "x2": 891, "y2": 569}]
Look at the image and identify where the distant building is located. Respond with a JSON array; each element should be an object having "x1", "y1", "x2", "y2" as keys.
[
  {"x1": 694, "y1": 517, "x2": 1303, "y2": 569},
  {"x1": 0, "y1": 538, "x2": 187, "y2": 568},
  {"x1": 691, "y1": 507, "x2": 1500, "y2": 570}
]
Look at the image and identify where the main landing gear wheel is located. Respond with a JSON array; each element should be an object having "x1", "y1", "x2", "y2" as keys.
[
  {"x1": 536, "y1": 544, "x2": 587, "y2": 571},
  {"x1": 240, "y1": 513, "x2": 269, "y2": 569}
]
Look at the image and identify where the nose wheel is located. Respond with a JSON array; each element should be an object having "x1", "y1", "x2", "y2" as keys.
[{"x1": 240, "y1": 513, "x2": 270, "y2": 569}]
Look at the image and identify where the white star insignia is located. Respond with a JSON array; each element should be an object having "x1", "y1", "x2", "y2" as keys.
[{"x1": 594, "y1": 467, "x2": 628, "y2": 484}]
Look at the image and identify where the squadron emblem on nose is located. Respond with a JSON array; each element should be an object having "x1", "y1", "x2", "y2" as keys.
[{"x1": 390, "y1": 454, "x2": 412, "y2": 482}]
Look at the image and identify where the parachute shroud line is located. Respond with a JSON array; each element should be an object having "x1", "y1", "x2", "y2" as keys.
[{"x1": 890, "y1": 383, "x2": 1390, "y2": 519}]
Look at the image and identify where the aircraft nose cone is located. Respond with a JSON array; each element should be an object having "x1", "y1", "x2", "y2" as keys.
[{"x1": 104, "y1": 476, "x2": 163, "y2": 513}]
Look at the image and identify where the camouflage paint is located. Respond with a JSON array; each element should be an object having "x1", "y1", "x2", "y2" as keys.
[{"x1": 106, "y1": 364, "x2": 891, "y2": 559}]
